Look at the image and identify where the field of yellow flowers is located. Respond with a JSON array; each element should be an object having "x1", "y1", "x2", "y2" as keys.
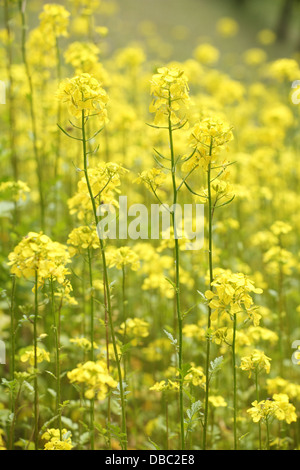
[{"x1": 0, "y1": 0, "x2": 300, "y2": 452}]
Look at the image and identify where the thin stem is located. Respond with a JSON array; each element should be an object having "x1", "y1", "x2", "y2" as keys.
[
  {"x1": 54, "y1": 35, "x2": 62, "y2": 181},
  {"x1": 122, "y1": 265, "x2": 127, "y2": 383},
  {"x1": 168, "y1": 95, "x2": 184, "y2": 450},
  {"x1": 34, "y1": 270, "x2": 39, "y2": 450},
  {"x1": 87, "y1": 248, "x2": 95, "y2": 450},
  {"x1": 103, "y1": 272, "x2": 112, "y2": 449},
  {"x1": 266, "y1": 418, "x2": 270, "y2": 450},
  {"x1": 18, "y1": 0, "x2": 45, "y2": 230},
  {"x1": 9, "y1": 274, "x2": 16, "y2": 450},
  {"x1": 232, "y1": 313, "x2": 238, "y2": 450},
  {"x1": 81, "y1": 111, "x2": 127, "y2": 450},
  {"x1": 50, "y1": 277, "x2": 62, "y2": 438},
  {"x1": 203, "y1": 153, "x2": 213, "y2": 450},
  {"x1": 255, "y1": 369, "x2": 262, "y2": 450},
  {"x1": 4, "y1": 0, "x2": 18, "y2": 182}
]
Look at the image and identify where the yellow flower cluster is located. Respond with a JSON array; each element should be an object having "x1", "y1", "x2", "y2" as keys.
[
  {"x1": 0, "y1": 180, "x2": 30, "y2": 202},
  {"x1": 185, "y1": 117, "x2": 234, "y2": 171},
  {"x1": 205, "y1": 269, "x2": 263, "y2": 324},
  {"x1": 266, "y1": 377, "x2": 300, "y2": 401},
  {"x1": 67, "y1": 360, "x2": 117, "y2": 400},
  {"x1": 216, "y1": 17, "x2": 239, "y2": 38},
  {"x1": 150, "y1": 379, "x2": 179, "y2": 392},
  {"x1": 268, "y1": 58, "x2": 300, "y2": 82},
  {"x1": 106, "y1": 247, "x2": 140, "y2": 271},
  {"x1": 135, "y1": 168, "x2": 167, "y2": 191},
  {"x1": 8, "y1": 232, "x2": 71, "y2": 286},
  {"x1": 67, "y1": 226, "x2": 100, "y2": 257},
  {"x1": 20, "y1": 347, "x2": 50, "y2": 366},
  {"x1": 240, "y1": 349, "x2": 272, "y2": 378},
  {"x1": 149, "y1": 67, "x2": 189, "y2": 125},
  {"x1": 69, "y1": 0, "x2": 101, "y2": 15},
  {"x1": 68, "y1": 162, "x2": 127, "y2": 221},
  {"x1": 42, "y1": 428, "x2": 73, "y2": 451},
  {"x1": 70, "y1": 337, "x2": 98, "y2": 351},
  {"x1": 64, "y1": 42, "x2": 100, "y2": 74},
  {"x1": 118, "y1": 318, "x2": 150, "y2": 339},
  {"x1": 194, "y1": 44, "x2": 220, "y2": 65},
  {"x1": 57, "y1": 73, "x2": 108, "y2": 121},
  {"x1": 247, "y1": 394, "x2": 297, "y2": 424},
  {"x1": 209, "y1": 396, "x2": 227, "y2": 408},
  {"x1": 39, "y1": 4, "x2": 70, "y2": 38}
]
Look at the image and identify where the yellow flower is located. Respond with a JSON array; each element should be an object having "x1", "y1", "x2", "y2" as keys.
[
  {"x1": 243, "y1": 48, "x2": 267, "y2": 67},
  {"x1": 64, "y1": 42, "x2": 100, "y2": 74},
  {"x1": 68, "y1": 162, "x2": 127, "y2": 221},
  {"x1": 0, "y1": 180, "x2": 30, "y2": 202},
  {"x1": 8, "y1": 232, "x2": 71, "y2": 287},
  {"x1": 42, "y1": 428, "x2": 73, "y2": 451},
  {"x1": 106, "y1": 247, "x2": 140, "y2": 271},
  {"x1": 135, "y1": 168, "x2": 167, "y2": 191},
  {"x1": 57, "y1": 73, "x2": 109, "y2": 122},
  {"x1": 149, "y1": 66, "x2": 189, "y2": 125},
  {"x1": 247, "y1": 394, "x2": 297, "y2": 424},
  {"x1": 209, "y1": 396, "x2": 227, "y2": 408},
  {"x1": 194, "y1": 44, "x2": 220, "y2": 65},
  {"x1": 118, "y1": 318, "x2": 150, "y2": 341},
  {"x1": 150, "y1": 379, "x2": 179, "y2": 392},
  {"x1": 184, "y1": 117, "x2": 233, "y2": 171},
  {"x1": 67, "y1": 360, "x2": 117, "y2": 401},
  {"x1": 67, "y1": 226, "x2": 100, "y2": 257},
  {"x1": 216, "y1": 17, "x2": 239, "y2": 38},
  {"x1": 70, "y1": 337, "x2": 98, "y2": 351},
  {"x1": 240, "y1": 349, "x2": 272, "y2": 378},
  {"x1": 268, "y1": 59, "x2": 300, "y2": 82},
  {"x1": 20, "y1": 346, "x2": 50, "y2": 366},
  {"x1": 39, "y1": 4, "x2": 70, "y2": 38},
  {"x1": 205, "y1": 269, "x2": 263, "y2": 325},
  {"x1": 257, "y1": 29, "x2": 276, "y2": 46}
]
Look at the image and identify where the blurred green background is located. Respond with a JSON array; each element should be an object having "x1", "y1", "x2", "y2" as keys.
[{"x1": 26, "y1": 0, "x2": 300, "y2": 62}]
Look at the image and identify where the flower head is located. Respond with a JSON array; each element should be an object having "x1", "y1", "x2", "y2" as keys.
[
  {"x1": 57, "y1": 73, "x2": 108, "y2": 122},
  {"x1": 39, "y1": 4, "x2": 70, "y2": 38},
  {"x1": 150, "y1": 67, "x2": 189, "y2": 125}
]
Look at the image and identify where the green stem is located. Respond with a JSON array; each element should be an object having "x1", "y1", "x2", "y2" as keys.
[
  {"x1": 18, "y1": 0, "x2": 45, "y2": 230},
  {"x1": 168, "y1": 99, "x2": 184, "y2": 450},
  {"x1": 203, "y1": 155, "x2": 213, "y2": 450},
  {"x1": 4, "y1": 0, "x2": 18, "y2": 182},
  {"x1": 50, "y1": 277, "x2": 62, "y2": 438},
  {"x1": 81, "y1": 111, "x2": 127, "y2": 450},
  {"x1": 232, "y1": 313, "x2": 237, "y2": 450},
  {"x1": 122, "y1": 265, "x2": 127, "y2": 383},
  {"x1": 266, "y1": 418, "x2": 270, "y2": 450},
  {"x1": 87, "y1": 248, "x2": 95, "y2": 450},
  {"x1": 9, "y1": 274, "x2": 16, "y2": 450},
  {"x1": 55, "y1": 35, "x2": 62, "y2": 181},
  {"x1": 255, "y1": 369, "x2": 262, "y2": 450},
  {"x1": 34, "y1": 270, "x2": 39, "y2": 450},
  {"x1": 103, "y1": 274, "x2": 112, "y2": 449}
]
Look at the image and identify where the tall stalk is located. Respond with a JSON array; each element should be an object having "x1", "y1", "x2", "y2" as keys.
[
  {"x1": 81, "y1": 111, "x2": 128, "y2": 450},
  {"x1": 203, "y1": 146, "x2": 213, "y2": 450},
  {"x1": 50, "y1": 277, "x2": 62, "y2": 438},
  {"x1": 255, "y1": 368, "x2": 262, "y2": 450},
  {"x1": 4, "y1": 0, "x2": 18, "y2": 182},
  {"x1": 87, "y1": 248, "x2": 95, "y2": 450},
  {"x1": 18, "y1": 0, "x2": 45, "y2": 230},
  {"x1": 34, "y1": 270, "x2": 39, "y2": 450},
  {"x1": 9, "y1": 274, "x2": 16, "y2": 450},
  {"x1": 232, "y1": 313, "x2": 238, "y2": 450},
  {"x1": 167, "y1": 95, "x2": 184, "y2": 450}
]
